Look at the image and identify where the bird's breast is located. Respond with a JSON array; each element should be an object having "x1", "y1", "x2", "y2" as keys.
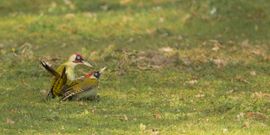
[{"x1": 66, "y1": 67, "x2": 75, "y2": 80}]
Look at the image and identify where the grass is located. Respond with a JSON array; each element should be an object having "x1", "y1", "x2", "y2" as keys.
[{"x1": 0, "y1": 0, "x2": 269, "y2": 134}]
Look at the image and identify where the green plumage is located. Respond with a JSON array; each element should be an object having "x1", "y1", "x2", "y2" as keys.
[
  {"x1": 40, "y1": 61, "x2": 74, "y2": 98},
  {"x1": 40, "y1": 54, "x2": 93, "y2": 98},
  {"x1": 50, "y1": 67, "x2": 68, "y2": 97},
  {"x1": 51, "y1": 64, "x2": 73, "y2": 96},
  {"x1": 61, "y1": 77, "x2": 99, "y2": 101}
]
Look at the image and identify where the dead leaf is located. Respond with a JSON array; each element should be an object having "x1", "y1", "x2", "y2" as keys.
[
  {"x1": 195, "y1": 94, "x2": 205, "y2": 98},
  {"x1": 64, "y1": 13, "x2": 75, "y2": 20},
  {"x1": 211, "y1": 58, "x2": 227, "y2": 68},
  {"x1": 181, "y1": 14, "x2": 191, "y2": 24},
  {"x1": 209, "y1": 40, "x2": 222, "y2": 51},
  {"x1": 64, "y1": 0, "x2": 75, "y2": 10},
  {"x1": 153, "y1": 113, "x2": 162, "y2": 119},
  {"x1": 177, "y1": 35, "x2": 183, "y2": 40},
  {"x1": 236, "y1": 112, "x2": 245, "y2": 121},
  {"x1": 159, "y1": 17, "x2": 165, "y2": 23},
  {"x1": 40, "y1": 89, "x2": 48, "y2": 96},
  {"x1": 212, "y1": 45, "x2": 220, "y2": 51},
  {"x1": 100, "y1": 5, "x2": 108, "y2": 11},
  {"x1": 146, "y1": 28, "x2": 156, "y2": 35},
  {"x1": 135, "y1": 50, "x2": 178, "y2": 69},
  {"x1": 252, "y1": 92, "x2": 270, "y2": 99},
  {"x1": 83, "y1": 12, "x2": 97, "y2": 18},
  {"x1": 226, "y1": 89, "x2": 234, "y2": 94},
  {"x1": 139, "y1": 123, "x2": 146, "y2": 131},
  {"x1": 222, "y1": 128, "x2": 228, "y2": 134},
  {"x1": 251, "y1": 49, "x2": 265, "y2": 56},
  {"x1": 235, "y1": 75, "x2": 249, "y2": 83},
  {"x1": 210, "y1": 7, "x2": 217, "y2": 15},
  {"x1": 40, "y1": 56, "x2": 60, "y2": 64},
  {"x1": 6, "y1": 118, "x2": 15, "y2": 125},
  {"x1": 241, "y1": 39, "x2": 250, "y2": 47},
  {"x1": 250, "y1": 71, "x2": 257, "y2": 76},
  {"x1": 82, "y1": 110, "x2": 89, "y2": 115},
  {"x1": 187, "y1": 80, "x2": 198, "y2": 85},
  {"x1": 159, "y1": 47, "x2": 174, "y2": 53},
  {"x1": 181, "y1": 57, "x2": 192, "y2": 65},
  {"x1": 19, "y1": 42, "x2": 34, "y2": 59},
  {"x1": 246, "y1": 112, "x2": 268, "y2": 120},
  {"x1": 242, "y1": 121, "x2": 250, "y2": 128},
  {"x1": 91, "y1": 107, "x2": 96, "y2": 114},
  {"x1": 120, "y1": 0, "x2": 132, "y2": 5},
  {"x1": 120, "y1": 115, "x2": 128, "y2": 121}
]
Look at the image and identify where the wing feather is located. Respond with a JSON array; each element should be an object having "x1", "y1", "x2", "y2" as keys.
[
  {"x1": 47, "y1": 67, "x2": 67, "y2": 97},
  {"x1": 40, "y1": 60, "x2": 59, "y2": 77},
  {"x1": 61, "y1": 87, "x2": 84, "y2": 101},
  {"x1": 61, "y1": 78, "x2": 97, "y2": 101}
]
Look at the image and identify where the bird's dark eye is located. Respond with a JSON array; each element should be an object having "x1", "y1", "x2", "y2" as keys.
[
  {"x1": 75, "y1": 55, "x2": 83, "y2": 61},
  {"x1": 94, "y1": 72, "x2": 100, "y2": 78}
]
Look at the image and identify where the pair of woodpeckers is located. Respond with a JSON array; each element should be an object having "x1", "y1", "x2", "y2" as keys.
[{"x1": 40, "y1": 53, "x2": 105, "y2": 101}]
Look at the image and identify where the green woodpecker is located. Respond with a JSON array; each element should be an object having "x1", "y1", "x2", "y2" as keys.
[
  {"x1": 61, "y1": 67, "x2": 106, "y2": 101},
  {"x1": 40, "y1": 53, "x2": 93, "y2": 98}
]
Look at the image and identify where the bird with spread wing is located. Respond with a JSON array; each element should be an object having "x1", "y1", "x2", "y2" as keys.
[{"x1": 40, "y1": 54, "x2": 93, "y2": 98}]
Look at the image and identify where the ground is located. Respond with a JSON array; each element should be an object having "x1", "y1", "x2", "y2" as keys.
[{"x1": 0, "y1": 0, "x2": 269, "y2": 134}]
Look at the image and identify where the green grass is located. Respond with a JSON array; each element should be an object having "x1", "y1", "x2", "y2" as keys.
[{"x1": 0, "y1": 0, "x2": 269, "y2": 134}]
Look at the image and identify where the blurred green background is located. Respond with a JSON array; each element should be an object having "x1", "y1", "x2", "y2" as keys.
[{"x1": 0, "y1": 0, "x2": 269, "y2": 134}]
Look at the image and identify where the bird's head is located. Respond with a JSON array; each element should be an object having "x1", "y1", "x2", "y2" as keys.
[
  {"x1": 84, "y1": 67, "x2": 106, "y2": 79},
  {"x1": 68, "y1": 53, "x2": 93, "y2": 67},
  {"x1": 85, "y1": 71, "x2": 100, "y2": 79}
]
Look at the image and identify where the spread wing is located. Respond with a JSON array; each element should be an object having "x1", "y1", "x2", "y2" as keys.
[
  {"x1": 48, "y1": 67, "x2": 67, "y2": 98},
  {"x1": 40, "y1": 60, "x2": 59, "y2": 77}
]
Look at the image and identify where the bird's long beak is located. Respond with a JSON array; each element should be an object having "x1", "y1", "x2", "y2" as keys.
[
  {"x1": 100, "y1": 67, "x2": 107, "y2": 73},
  {"x1": 82, "y1": 61, "x2": 93, "y2": 68}
]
